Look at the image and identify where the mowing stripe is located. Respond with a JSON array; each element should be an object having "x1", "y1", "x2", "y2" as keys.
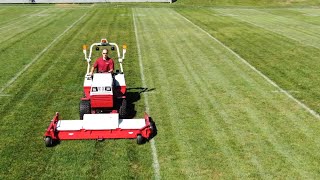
[
  {"x1": 0, "y1": 9, "x2": 48, "y2": 29},
  {"x1": 0, "y1": 13, "x2": 87, "y2": 94},
  {"x1": 214, "y1": 9, "x2": 320, "y2": 49},
  {"x1": 177, "y1": 12, "x2": 320, "y2": 120},
  {"x1": 133, "y1": 10, "x2": 161, "y2": 180},
  {"x1": 0, "y1": 94, "x2": 11, "y2": 97}
]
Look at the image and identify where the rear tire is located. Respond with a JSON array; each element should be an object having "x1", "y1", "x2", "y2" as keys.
[
  {"x1": 119, "y1": 99, "x2": 127, "y2": 118},
  {"x1": 80, "y1": 100, "x2": 91, "y2": 120},
  {"x1": 45, "y1": 137, "x2": 52, "y2": 147}
]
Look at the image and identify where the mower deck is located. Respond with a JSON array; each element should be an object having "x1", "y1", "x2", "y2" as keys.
[{"x1": 44, "y1": 112, "x2": 153, "y2": 146}]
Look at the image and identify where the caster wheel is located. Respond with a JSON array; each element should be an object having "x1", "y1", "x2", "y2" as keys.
[
  {"x1": 45, "y1": 137, "x2": 53, "y2": 147},
  {"x1": 137, "y1": 134, "x2": 145, "y2": 145}
]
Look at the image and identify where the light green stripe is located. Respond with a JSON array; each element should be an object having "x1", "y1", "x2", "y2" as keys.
[{"x1": 215, "y1": 8, "x2": 320, "y2": 49}]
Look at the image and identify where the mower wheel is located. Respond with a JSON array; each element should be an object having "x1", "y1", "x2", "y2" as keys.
[
  {"x1": 137, "y1": 134, "x2": 145, "y2": 145},
  {"x1": 119, "y1": 99, "x2": 127, "y2": 118},
  {"x1": 45, "y1": 137, "x2": 53, "y2": 147},
  {"x1": 80, "y1": 100, "x2": 91, "y2": 120}
]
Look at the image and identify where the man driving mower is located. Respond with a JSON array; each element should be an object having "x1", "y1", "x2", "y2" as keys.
[{"x1": 89, "y1": 49, "x2": 114, "y2": 75}]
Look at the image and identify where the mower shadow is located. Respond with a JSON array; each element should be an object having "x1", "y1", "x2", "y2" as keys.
[
  {"x1": 148, "y1": 117, "x2": 158, "y2": 140},
  {"x1": 126, "y1": 87, "x2": 158, "y2": 143},
  {"x1": 126, "y1": 87, "x2": 155, "y2": 119}
]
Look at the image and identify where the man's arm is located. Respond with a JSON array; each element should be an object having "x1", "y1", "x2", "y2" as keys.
[
  {"x1": 108, "y1": 59, "x2": 114, "y2": 73},
  {"x1": 89, "y1": 66, "x2": 95, "y2": 75},
  {"x1": 89, "y1": 59, "x2": 99, "y2": 75}
]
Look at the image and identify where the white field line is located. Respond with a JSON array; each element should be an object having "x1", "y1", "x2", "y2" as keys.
[
  {"x1": 133, "y1": 10, "x2": 161, "y2": 180},
  {"x1": 177, "y1": 13, "x2": 320, "y2": 120},
  {"x1": 0, "y1": 13, "x2": 87, "y2": 94}
]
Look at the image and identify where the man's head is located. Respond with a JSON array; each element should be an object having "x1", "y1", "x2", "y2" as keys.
[{"x1": 102, "y1": 49, "x2": 108, "y2": 60}]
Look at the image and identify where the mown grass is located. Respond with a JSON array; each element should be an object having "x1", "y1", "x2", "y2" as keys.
[
  {"x1": 174, "y1": 0, "x2": 320, "y2": 6},
  {"x1": 134, "y1": 7, "x2": 320, "y2": 179},
  {"x1": 177, "y1": 7, "x2": 320, "y2": 113},
  {"x1": 0, "y1": 3, "x2": 320, "y2": 179}
]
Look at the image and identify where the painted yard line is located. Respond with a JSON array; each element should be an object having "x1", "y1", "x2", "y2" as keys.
[
  {"x1": 214, "y1": 9, "x2": 320, "y2": 49},
  {"x1": 133, "y1": 10, "x2": 161, "y2": 180},
  {"x1": 177, "y1": 13, "x2": 320, "y2": 120},
  {"x1": 0, "y1": 13, "x2": 87, "y2": 94}
]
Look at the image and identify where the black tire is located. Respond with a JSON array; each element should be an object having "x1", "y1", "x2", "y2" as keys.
[
  {"x1": 119, "y1": 99, "x2": 127, "y2": 118},
  {"x1": 80, "y1": 100, "x2": 91, "y2": 120},
  {"x1": 137, "y1": 134, "x2": 145, "y2": 145},
  {"x1": 45, "y1": 137, "x2": 52, "y2": 147}
]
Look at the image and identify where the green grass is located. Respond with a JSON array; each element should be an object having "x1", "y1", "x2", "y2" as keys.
[
  {"x1": 174, "y1": 0, "x2": 320, "y2": 6},
  {"x1": 0, "y1": 3, "x2": 320, "y2": 179}
]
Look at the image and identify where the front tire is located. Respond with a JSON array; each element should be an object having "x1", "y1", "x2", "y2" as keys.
[{"x1": 80, "y1": 100, "x2": 91, "y2": 120}]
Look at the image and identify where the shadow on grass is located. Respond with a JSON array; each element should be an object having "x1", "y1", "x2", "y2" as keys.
[
  {"x1": 126, "y1": 87, "x2": 158, "y2": 143},
  {"x1": 148, "y1": 117, "x2": 158, "y2": 140},
  {"x1": 126, "y1": 87, "x2": 155, "y2": 119}
]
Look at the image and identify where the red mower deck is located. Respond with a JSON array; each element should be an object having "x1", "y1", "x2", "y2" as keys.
[{"x1": 44, "y1": 112, "x2": 153, "y2": 147}]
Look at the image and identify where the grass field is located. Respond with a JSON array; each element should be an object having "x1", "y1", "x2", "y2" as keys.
[{"x1": 0, "y1": 2, "x2": 320, "y2": 179}]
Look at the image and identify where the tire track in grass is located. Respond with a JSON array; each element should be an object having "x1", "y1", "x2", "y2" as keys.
[
  {"x1": 133, "y1": 10, "x2": 161, "y2": 180},
  {"x1": 0, "y1": 12, "x2": 87, "y2": 95}
]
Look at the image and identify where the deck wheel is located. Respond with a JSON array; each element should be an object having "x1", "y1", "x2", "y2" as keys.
[
  {"x1": 45, "y1": 137, "x2": 53, "y2": 147},
  {"x1": 137, "y1": 134, "x2": 145, "y2": 145}
]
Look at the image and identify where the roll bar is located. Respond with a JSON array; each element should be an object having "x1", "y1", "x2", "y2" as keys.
[{"x1": 83, "y1": 39, "x2": 127, "y2": 74}]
